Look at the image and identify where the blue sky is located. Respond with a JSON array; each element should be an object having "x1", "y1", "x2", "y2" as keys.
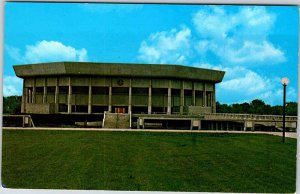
[{"x1": 3, "y1": 2, "x2": 299, "y2": 105}]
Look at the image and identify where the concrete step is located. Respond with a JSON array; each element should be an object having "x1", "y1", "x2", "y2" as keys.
[{"x1": 103, "y1": 112, "x2": 130, "y2": 129}]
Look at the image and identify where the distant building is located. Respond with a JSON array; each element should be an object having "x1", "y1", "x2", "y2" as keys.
[{"x1": 14, "y1": 62, "x2": 225, "y2": 116}]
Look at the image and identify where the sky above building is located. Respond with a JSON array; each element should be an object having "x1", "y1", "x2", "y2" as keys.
[{"x1": 3, "y1": 2, "x2": 299, "y2": 105}]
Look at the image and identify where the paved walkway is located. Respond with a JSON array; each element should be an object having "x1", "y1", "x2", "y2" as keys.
[{"x1": 2, "y1": 127, "x2": 297, "y2": 139}]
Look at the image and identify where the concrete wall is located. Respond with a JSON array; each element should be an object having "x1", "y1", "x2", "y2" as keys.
[
  {"x1": 25, "y1": 103, "x2": 55, "y2": 114},
  {"x1": 22, "y1": 75, "x2": 217, "y2": 115}
]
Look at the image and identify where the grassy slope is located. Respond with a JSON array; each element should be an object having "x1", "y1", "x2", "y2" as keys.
[{"x1": 1, "y1": 130, "x2": 296, "y2": 192}]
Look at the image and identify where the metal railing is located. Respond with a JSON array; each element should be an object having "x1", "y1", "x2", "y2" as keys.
[{"x1": 201, "y1": 113, "x2": 297, "y2": 121}]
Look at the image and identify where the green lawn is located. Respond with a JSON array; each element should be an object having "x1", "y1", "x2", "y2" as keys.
[{"x1": 1, "y1": 130, "x2": 296, "y2": 192}]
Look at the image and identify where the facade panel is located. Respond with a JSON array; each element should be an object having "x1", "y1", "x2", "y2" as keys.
[{"x1": 47, "y1": 77, "x2": 57, "y2": 86}]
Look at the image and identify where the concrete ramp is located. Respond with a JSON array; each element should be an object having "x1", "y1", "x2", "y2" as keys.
[{"x1": 103, "y1": 112, "x2": 130, "y2": 129}]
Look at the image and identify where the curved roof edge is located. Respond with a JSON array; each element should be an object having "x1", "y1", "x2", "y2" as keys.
[{"x1": 13, "y1": 61, "x2": 225, "y2": 83}]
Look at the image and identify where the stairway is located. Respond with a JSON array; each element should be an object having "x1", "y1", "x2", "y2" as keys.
[{"x1": 102, "y1": 112, "x2": 131, "y2": 129}]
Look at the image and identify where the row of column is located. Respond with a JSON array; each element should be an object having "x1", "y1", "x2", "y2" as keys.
[{"x1": 23, "y1": 77, "x2": 215, "y2": 114}]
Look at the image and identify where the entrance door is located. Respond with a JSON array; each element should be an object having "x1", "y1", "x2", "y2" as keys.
[{"x1": 115, "y1": 107, "x2": 126, "y2": 113}]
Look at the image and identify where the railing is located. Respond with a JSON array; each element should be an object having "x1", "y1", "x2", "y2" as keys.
[
  {"x1": 201, "y1": 113, "x2": 297, "y2": 121},
  {"x1": 3, "y1": 114, "x2": 35, "y2": 127}
]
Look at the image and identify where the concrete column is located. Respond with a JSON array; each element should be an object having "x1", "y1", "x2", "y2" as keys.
[
  {"x1": 67, "y1": 77, "x2": 72, "y2": 114},
  {"x1": 88, "y1": 77, "x2": 92, "y2": 114},
  {"x1": 148, "y1": 80, "x2": 152, "y2": 114},
  {"x1": 128, "y1": 79, "x2": 132, "y2": 114},
  {"x1": 55, "y1": 77, "x2": 59, "y2": 113},
  {"x1": 32, "y1": 78, "x2": 36, "y2": 103},
  {"x1": 43, "y1": 78, "x2": 47, "y2": 103},
  {"x1": 108, "y1": 79, "x2": 112, "y2": 112},
  {"x1": 192, "y1": 82, "x2": 195, "y2": 106},
  {"x1": 28, "y1": 89, "x2": 32, "y2": 103},
  {"x1": 212, "y1": 84, "x2": 216, "y2": 113},
  {"x1": 21, "y1": 82, "x2": 26, "y2": 113},
  {"x1": 167, "y1": 80, "x2": 171, "y2": 114},
  {"x1": 180, "y1": 81, "x2": 184, "y2": 114},
  {"x1": 251, "y1": 122, "x2": 255, "y2": 131},
  {"x1": 226, "y1": 122, "x2": 229, "y2": 131},
  {"x1": 25, "y1": 87, "x2": 29, "y2": 103},
  {"x1": 137, "y1": 118, "x2": 140, "y2": 129},
  {"x1": 22, "y1": 88, "x2": 27, "y2": 113},
  {"x1": 203, "y1": 83, "x2": 207, "y2": 107},
  {"x1": 198, "y1": 120, "x2": 201, "y2": 130}
]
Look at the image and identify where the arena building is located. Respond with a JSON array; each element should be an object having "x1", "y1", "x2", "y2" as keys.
[{"x1": 14, "y1": 62, "x2": 225, "y2": 128}]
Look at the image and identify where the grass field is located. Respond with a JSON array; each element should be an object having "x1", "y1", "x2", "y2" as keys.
[{"x1": 1, "y1": 129, "x2": 297, "y2": 192}]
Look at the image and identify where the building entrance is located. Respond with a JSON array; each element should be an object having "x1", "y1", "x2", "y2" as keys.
[{"x1": 114, "y1": 107, "x2": 126, "y2": 113}]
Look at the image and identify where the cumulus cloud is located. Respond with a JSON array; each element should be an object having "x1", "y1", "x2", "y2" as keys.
[
  {"x1": 224, "y1": 41, "x2": 285, "y2": 64},
  {"x1": 3, "y1": 76, "x2": 23, "y2": 97},
  {"x1": 220, "y1": 70, "x2": 271, "y2": 94},
  {"x1": 193, "y1": 6, "x2": 235, "y2": 40},
  {"x1": 138, "y1": 6, "x2": 286, "y2": 66},
  {"x1": 6, "y1": 40, "x2": 88, "y2": 64},
  {"x1": 137, "y1": 6, "x2": 292, "y2": 105},
  {"x1": 138, "y1": 6, "x2": 285, "y2": 66},
  {"x1": 193, "y1": 6, "x2": 286, "y2": 65},
  {"x1": 138, "y1": 26, "x2": 191, "y2": 64}
]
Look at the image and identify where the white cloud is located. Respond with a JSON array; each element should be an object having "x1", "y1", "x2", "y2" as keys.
[
  {"x1": 224, "y1": 41, "x2": 285, "y2": 64},
  {"x1": 6, "y1": 40, "x2": 88, "y2": 64},
  {"x1": 192, "y1": 7, "x2": 291, "y2": 105},
  {"x1": 193, "y1": 6, "x2": 236, "y2": 39},
  {"x1": 5, "y1": 46, "x2": 23, "y2": 62},
  {"x1": 240, "y1": 6, "x2": 274, "y2": 32},
  {"x1": 80, "y1": 3, "x2": 143, "y2": 14},
  {"x1": 220, "y1": 70, "x2": 271, "y2": 94},
  {"x1": 192, "y1": 63, "x2": 224, "y2": 71},
  {"x1": 192, "y1": 6, "x2": 285, "y2": 65},
  {"x1": 3, "y1": 76, "x2": 23, "y2": 97},
  {"x1": 138, "y1": 6, "x2": 285, "y2": 67},
  {"x1": 138, "y1": 26, "x2": 191, "y2": 64}
]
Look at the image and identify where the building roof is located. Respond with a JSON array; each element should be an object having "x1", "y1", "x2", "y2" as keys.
[{"x1": 14, "y1": 62, "x2": 225, "y2": 83}]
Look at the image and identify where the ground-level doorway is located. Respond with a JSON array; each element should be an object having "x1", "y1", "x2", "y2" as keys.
[{"x1": 114, "y1": 107, "x2": 127, "y2": 113}]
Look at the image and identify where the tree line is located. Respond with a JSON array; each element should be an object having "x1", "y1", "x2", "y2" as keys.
[
  {"x1": 216, "y1": 99, "x2": 297, "y2": 116},
  {"x1": 1, "y1": 96, "x2": 298, "y2": 116}
]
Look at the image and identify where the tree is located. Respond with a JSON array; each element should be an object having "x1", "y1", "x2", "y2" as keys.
[
  {"x1": 3, "y1": 96, "x2": 21, "y2": 115},
  {"x1": 216, "y1": 101, "x2": 232, "y2": 113},
  {"x1": 250, "y1": 99, "x2": 266, "y2": 114},
  {"x1": 272, "y1": 105, "x2": 282, "y2": 115},
  {"x1": 232, "y1": 103, "x2": 243, "y2": 113},
  {"x1": 286, "y1": 102, "x2": 297, "y2": 116},
  {"x1": 240, "y1": 102, "x2": 249, "y2": 113}
]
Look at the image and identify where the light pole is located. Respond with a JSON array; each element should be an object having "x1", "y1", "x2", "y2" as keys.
[{"x1": 281, "y1": 77, "x2": 289, "y2": 143}]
